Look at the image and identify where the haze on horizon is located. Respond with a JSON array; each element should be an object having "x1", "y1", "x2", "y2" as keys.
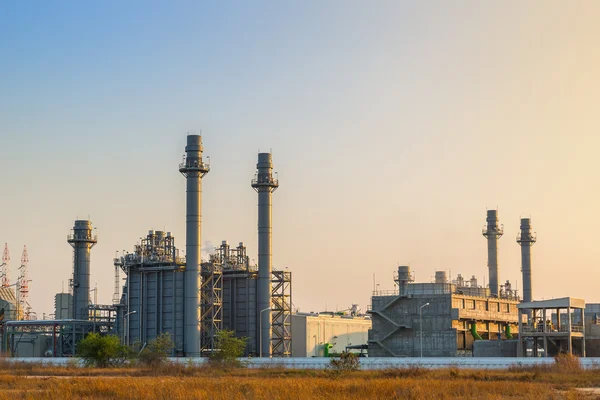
[{"x1": 1, "y1": 1, "x2": 599, "y2": 317}]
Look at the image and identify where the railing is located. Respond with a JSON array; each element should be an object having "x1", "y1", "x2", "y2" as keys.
[
  {"x1": 179, "y1": 161, "x2": 209, "y2": 171},
  {"x1": 67, "y1": 234, "x2": 97, "y2": 242},
  {"x1": 251, "y1": 176, "x2": 279, "y2": 186},
  {"x1": 372, "y1": 290, "x2": 398, "y2": 297},
  {"x1": 521, "y1": 324, "x2": 584, "y2": 333}
]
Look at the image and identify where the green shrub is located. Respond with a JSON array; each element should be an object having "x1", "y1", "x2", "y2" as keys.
[
  {"x1": 209, "y1": 330, "x2": 247, "y2": 369},
  {"x1": 77, "y1": 333, "x2": 132, "y2": 368},
  {"x1": 138, "y1": 333, "x2": 175, "y2": 367}
]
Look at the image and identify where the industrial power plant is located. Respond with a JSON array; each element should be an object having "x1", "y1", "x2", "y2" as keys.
[{"x1": 0, "y1": 134, "x2": 598, "y2": 360}]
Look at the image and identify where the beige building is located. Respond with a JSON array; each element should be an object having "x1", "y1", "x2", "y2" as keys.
[{"x1": 291, "y1": 312, "x2": 371, "y2": 357}]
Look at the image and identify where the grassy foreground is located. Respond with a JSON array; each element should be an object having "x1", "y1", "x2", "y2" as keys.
[{"x1": 0, "y1": 359, "x2": 598, "y2": 399}]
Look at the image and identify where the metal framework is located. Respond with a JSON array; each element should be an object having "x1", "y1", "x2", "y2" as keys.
[
  {"x1": 271, "y1": 269, "x2": 292, "y2": 357},
  {"x1": 88, "y1": 304, "x2": 117, "y2": 328},
  {"x1": 2, "y1": 319, "x2": 111, "y2": 357},
  {"x1": 200, "y1": 261, "x2": 222, "y2": 353}
]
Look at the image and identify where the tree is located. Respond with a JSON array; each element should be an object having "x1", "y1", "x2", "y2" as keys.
[
  {"x1": 138, "y1": 333, "x2": 174, "y2": 367},
  {"x1": 77, "y1": 333, "x2": 131, "y2": 367},
  {"x1": 209, "y1": 329, "x2": 247, "y2": 368}
]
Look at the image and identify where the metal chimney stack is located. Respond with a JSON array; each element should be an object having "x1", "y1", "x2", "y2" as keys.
[
  {"x1": 179, "y1": 134, "x2": 209, "y2": 356},
  {"x1": 482, "y1": 210, "x2": 503, "y2": 297},
  {"x1": 67, "y1": 220, "x2": 97, "y2": 320},
  {"x1": 517, "y1": 218, "x2": 536, "y2": 310},
  {"x1": 251, "y1": 152, "x2": 279, "y2": 357}
]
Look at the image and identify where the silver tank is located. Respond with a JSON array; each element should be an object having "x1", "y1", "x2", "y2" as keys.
[
  {"x1": 179, "y1": 135, "x2": 209, "y2": 356},
  {"x1": 251, "y1": 153, "x2": 279, "y2": 357},
  {"x1": 435, "y1": 271, "x2": 448, "y2": 284},
  {"x1": 67, "y1": 220, "x2": 97, "y2": 320}
]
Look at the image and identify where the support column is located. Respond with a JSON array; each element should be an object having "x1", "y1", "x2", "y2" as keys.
[
  {"x1": 567, "y1": 306, "x2": 572, "y2": 355},
  {"x1": 518, "y1": 308, "x2": 523, "y2": 357},
  {"x1": 582, "y1": 308, "x2": 586, "y2": 357}
]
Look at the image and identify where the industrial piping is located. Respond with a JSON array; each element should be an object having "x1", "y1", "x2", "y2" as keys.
[
  {"x1": 67, "y1": 220, "x2": 97, "y2": 320},
  {"x1": 482, "y1": 210, "x2": 503, "y2": 297},
  {"x1": 517, "y1": 218, "x2": 536, "y2": 319},
  {"x1": 252, "y1": 153, "x2": 278, "y2": 357},
  {"x1": 179, "y1": 135, "x2": 209, "y2": 356}
]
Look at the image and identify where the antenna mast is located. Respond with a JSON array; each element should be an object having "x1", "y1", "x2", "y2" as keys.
[
  {"x1": 19, "y1": 245, "x2": 30, "y2": 320},
  {"x1": 1, "y1": 243, "x2": 10, "y2": 288}
]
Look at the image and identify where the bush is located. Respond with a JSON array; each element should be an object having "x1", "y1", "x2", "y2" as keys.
[
  {"x1": 553, "y1": 353, "x2": 582, "y2": 373},
  {"x1": 77, "y1": 333, "x2": 132, "y2": 367},
  {"x1": 138, "y1": 333, "x2": 174, "y2": 367},
  {"x1": 328, "y1": 351, "x2": 360, "y2": 373},
  {"x1": 209, "y1": 330, "x2": 247, "y2": 369}
]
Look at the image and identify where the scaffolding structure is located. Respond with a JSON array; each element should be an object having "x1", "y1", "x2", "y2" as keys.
[
  {"x1": 271, "y1": 269, "x2": 292, "y2": 357},
  {"x1": 200, "y1": 260, "x2": 222, "y2": 353},
  {"x1": 200, "y1": 241, "x2": 292, "y2": 357}
]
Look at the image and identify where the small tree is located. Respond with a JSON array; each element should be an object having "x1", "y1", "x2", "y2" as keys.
[
  {"x1": 329, "y1": 351, "x2": 360, "y2": 374},
  {"x1": 138, "y1": 333, "x2": 174, "y2": 367},
  {"x1": 209, "y1": 329, "x2": 247, "y2": 368},
  {"x1": 77, "y1": 333, "x2": 131, "y2": 367}
]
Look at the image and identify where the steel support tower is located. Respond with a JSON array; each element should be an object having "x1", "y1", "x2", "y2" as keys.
[
  {"x1": 179, "y1": 134, "x2": 209, "y2": 356},
  {"x1": 251, "y1": 153, "x2": 279, "y2": 357},
  {"x1": 200, "y1": 261, "x2": 222, "y2": 353},
  {"x1": 482, "y1": 210, "x2": 503, "y2": 297},
  {"x1": 67, "y1": 220, "x2": 97, "y2": 320},
  {"x1": 271, "y1": 269, "x2": 291, "y2": 357}
]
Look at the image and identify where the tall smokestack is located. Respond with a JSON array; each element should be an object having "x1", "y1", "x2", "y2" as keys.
[
  {"x1": 252, "y1": 153, "x2": 278, "y2": 357},
  {"x1": 179, "y1": 135, "x2": 209, "y2": 356},
  {"x1": 68, "y1": 220, "x2": 97, "y2": 320},
  {"x1": 517, "y1": 218, "x2": 536, "y2": 308},
  {"x1": 482, "y1": 210, "x2": 503, "y2": 297}
]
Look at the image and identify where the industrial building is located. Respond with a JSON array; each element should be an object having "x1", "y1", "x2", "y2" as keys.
[
  {"x1": 291, "y1": 311, "x2": 371, "y2": 357},
  {"x1": 518, "y1": 297, "x2": 586, "y2": 357},
  {"x1": 368, "y1": 265, "x2": 520, "y2": 357},
  {"x1": 113, "y1": 135, "x2": 292, "y2": 357},
  {"x1": 368, "y1": 210, "x2": 523, "y2": 357},
  {"x1": 1, "y1": 134, "x2": 292, "y2": 358}
]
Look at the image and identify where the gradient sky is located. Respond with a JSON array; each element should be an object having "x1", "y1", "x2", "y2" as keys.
[{"x1": 1, "y1": 1, "x2": 599, "y2": 317}]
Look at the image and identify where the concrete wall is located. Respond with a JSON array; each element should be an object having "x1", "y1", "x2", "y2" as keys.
[
  {"x1": 291, "y1": 313, "x2": 371, "y2": 357},
  {"x1": 369, "y1": 294, "x2": 457, "y2": 357},
  {"x1": 473, "y1": 340, "x2": 518, "y2": 357}
]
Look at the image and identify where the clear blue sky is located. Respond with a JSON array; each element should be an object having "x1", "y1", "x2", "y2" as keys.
[{"x1": 1, "y1": 1, "x2": 599, "y2": 317}]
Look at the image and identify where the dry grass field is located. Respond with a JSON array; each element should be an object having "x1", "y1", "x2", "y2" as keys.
[{"x1": 0, "y1": 357, "x2": 598, "y2": 399}]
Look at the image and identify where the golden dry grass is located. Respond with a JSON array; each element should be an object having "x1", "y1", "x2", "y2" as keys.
[{"x1": 0, "y1": 360, "x2": 597, "y2": 399}]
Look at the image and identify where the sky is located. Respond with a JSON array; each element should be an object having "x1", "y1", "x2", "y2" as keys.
[{"x1": 1, "y1": 1, "x2": 599, "y2": 317}]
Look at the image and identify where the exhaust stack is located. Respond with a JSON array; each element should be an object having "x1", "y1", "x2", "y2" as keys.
[
  {"x1": 68, "y1": 220, "x2": 97, "y2": 320},
  {"x1": 179, "y1": 134, "x2": 209, "y2": 356},
  {"x1": 517, "y1": 218, "x2": 536, "y2": 311},
  {"x1": 482, "y1": 210, "x2": 503, "y2": 296},
  {"x1": 252, "y1": 153, "x2": 278, "y2": 357}
]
